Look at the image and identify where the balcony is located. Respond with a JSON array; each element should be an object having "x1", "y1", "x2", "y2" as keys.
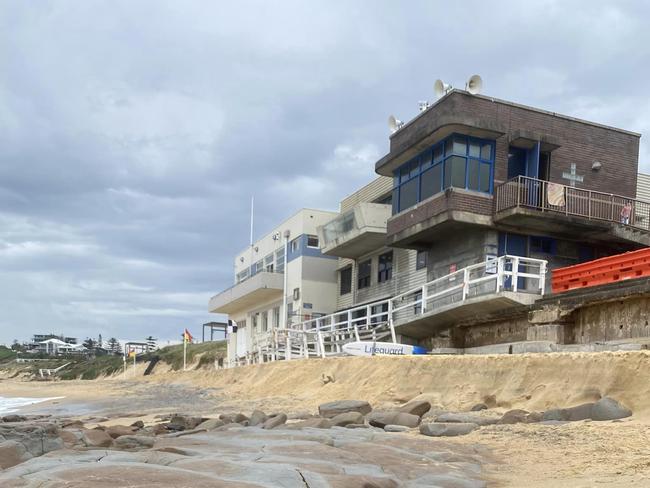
[
  {"x1": 318, "y1": 202, "x2": 391, "y2": 258},
  {"x1": 208, "y1": 271, "x2": 283, "y2": 315},
  {"x1": 494, "y1": 176, "x2": 650, "y2": 247}
]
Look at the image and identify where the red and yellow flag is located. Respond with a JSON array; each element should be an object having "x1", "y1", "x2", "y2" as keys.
[{"x1": 183, "y1": 328, "x2": 193, "y2": 343}]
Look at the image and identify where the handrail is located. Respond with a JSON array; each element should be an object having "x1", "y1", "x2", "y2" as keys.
[{"x1": 495, "y1": 175, "x2": 650, "y2": 231}]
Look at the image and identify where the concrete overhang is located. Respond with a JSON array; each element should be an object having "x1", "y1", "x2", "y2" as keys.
[
  {"x1": 208, "y1": 272, "x2": 283, "y2": 315},
  {"x1": 319, "y1": 203, "x2": 391, "y2": 259},
  {"x1": 395, "y1": 291, "x2": 540, "y2": 339},
  {"x1": 508, "y1": 129, "x2": 561, "y2": 152},
  {"x1": 493, "y1": 207, "x2": 650, "y2": 248},
  {"x1": 376, "y1": 122, "x2": 506, "y2": 177}
]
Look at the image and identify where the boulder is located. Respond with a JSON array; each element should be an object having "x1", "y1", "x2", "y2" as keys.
[
  {"x1": 286, "y1": 418, "x2": 333, "y2": 430},
  {"x1": 262, "y1": 413, "x2": 287, "y2": 430},
  {"x1": 0, "y1": 440, "x2": 32, "y2": 469},
  {"x1": 249, "y1": 410, "x2": 268, "y2": 426},
  {"x1": 151, "y1": 423, "x2": 168, "y2": 435},
  {"x1": 233, "y1": 413, "x2": 249, "y2": 424},
  {"x1": 61, "y1": 420, "x2": 85, "y2": 429},
  {"x1": 543, "y1": 403, "x2": 594, "y2": 422},
  {"x1": 82, "y1": 429, "x2": 113, "y2": 448},
  {"x1": 130, "y1": 420, "x2": 145, "y2": 429},
  {"x1": 525, "y1": 412, "x2": 544, "y2": 423},
  {"x1": 419, "y1": 422, "x2": 479, "y2": 437},
  {"x1": 318, "y1": 400, "x2": 372, "y2": 418},
  {"x1": 435, "y1": 412, "x2": 499, "y2": 426},
  {"x1": 288, "y1": 410, "x2": 313, "y2": 420},
  {"x1": 106, "y1": 425, "x2": 138, "y2": 439},
  {"x1": 470, "y1": 403, "x2": 488, "y2": 412},
  {"x1": 195, "y1": 418, "x2": 225, "y2": 431},
  {"x1": 367, "y1": 411, "x2": 420, "y2": 428},
  {"x1": 384, "y1": 424, "x2": 410, "y2": 433},
  {"x1": 114, "y1": 435, "x2": 155, "y2": 449},
  {"x1": 498, "y1": 409, "x2": 530, "y2": 425},
  {"x1": 169, "y1": 415, "x2": 204, "y2": 430},
  {"x1": 330, "y1": 411, "x2": 365, "y2": 427},
  {"x1": 591, "y1": 397, "x2": 632, "y2": 421},
  {"x1": 345, "y1": 423, "x2": 369, "y2": 429},
  {"x1": 59, "y1": 429, "x2": 83, "y2": 447},
  {"x1": 2, "y1": 415, "x2": 27, "y2": 423},
  {"x1": 398, "y1": 400, "x2": 431, "y2": 417}
]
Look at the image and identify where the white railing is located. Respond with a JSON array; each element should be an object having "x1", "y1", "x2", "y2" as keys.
[{"x1": 237, "y1": 255, "x2": 547, "y2": 365}]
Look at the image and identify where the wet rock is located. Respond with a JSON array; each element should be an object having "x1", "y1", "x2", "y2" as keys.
[
  {"x1": 81, "y1": 429, "x2": 113, "y2": 448},
  {"x1": 59, "y1": 429, "x2": 83, "y2": 448},
  {"x1": 318, "y1": 400, "x2": 372, "y2": 418},
  {"x1": 398, "y1": 400, "x2": 431, "y2": 417},
  {"x1": 233, "y1": 413, "x2": 249, "y2": 424},
  {"x1": 367, "y1": 411, "x2": 420, "y2": 428},
  {"x1": 195, "y1": 418, "x2": 225, "y2": 431},
  {"x1": 0, "y1": 421, "x2": 63, "y2": 458},
  {"x1": 107, "y1": 425, "x2": 138, "y2": 439},
  {"x1": 470, "y1": 403, "x2": 488, "y2": 412},
  {"x1": 420, "y1": 422, "x2": 479, "y2": 437},
  {"x1": 435, "y1": 412, "x2": 499, "y2": 426},
  {"x1": 262, "y1": 413, "x2": 287, "y2": 430},
  {"x1": 330, "y1": 411, "x2": 364, "y2": 427},
  {"x1": 384, "y1": 424, "x2": 410, "y2": 433},
  {"x1": 130, "y1": 420, "x2": 145, "y2": 429},
  {"x1": 2, "y1": 415, "x2": 27, "y2": 423},
  {"x1": 249, "y1": 410, "x2": 267, "y2": 426},
  {"x1": 61, "y1": 420, "x2": 84, "y2": 429},
  {"x1": 591, "y1": 397, "x2": 632, "y2": 421},
  {"x1": 151, "y1": 424, "x2": 168, "y2": 435},
  {"x1": 114, "y1": 435, "x2": 155, "y2": 449},
  {"x1": 0, "y1": 440, "x2": 32, "y2": 469}
]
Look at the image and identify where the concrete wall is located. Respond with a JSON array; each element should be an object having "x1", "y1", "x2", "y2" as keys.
[
  {"x1": 569, "y1": 296, "x2": 650, "y2": 344},
  {"x1": 428, "y1": 228, "x2": 497, "y2": 280},
  {"x1": 340, "y1": 176, "x2": 392, "y2": 213}
]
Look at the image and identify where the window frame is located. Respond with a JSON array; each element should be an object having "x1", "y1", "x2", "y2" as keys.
[
  {"x1": 306, "y1": 235, "x2": 319, "y2": 248},
  {"x1": 392, "y1": 133, "x2": 495, "y2": 213},
  {"x1": 340, "y1": 266, "x2": 352, "y2": 295},
  {"x1": 377, "y1": 251, "x2": 393, "y2": 283},
  {"x1": 357, "y1": 259, "x2": 372, "y2": 289},
  {"x1": 416, "y1": 250, "x2": 428, "y2": 270}
]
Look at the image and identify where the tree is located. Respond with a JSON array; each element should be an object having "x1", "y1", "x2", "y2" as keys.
[
  {"x1": 107, "y1": 337, "x2": 121, "y2": 354},
  {"x1": 145, "y1": 336, "x2": 157, "y2": 351},
  {"x1": 10, "y1": 340, "x2": 24, "y2": 352},
  {"x1": 82, "y1": 338, "x2": 96, "y2": 350}
]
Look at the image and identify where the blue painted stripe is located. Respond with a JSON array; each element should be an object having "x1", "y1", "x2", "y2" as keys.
[{"x1": 412, "y1": 346, "x2": 429, "y2": 355}]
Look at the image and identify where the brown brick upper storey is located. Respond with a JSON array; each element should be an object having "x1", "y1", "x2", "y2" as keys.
[{"x1": 376, "y1": 90, "x2": 641, "y2": 198}]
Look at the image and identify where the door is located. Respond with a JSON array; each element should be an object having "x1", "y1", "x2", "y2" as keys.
[{"x1": 498, "y1": 233, "x2": 527, "y2": 290}]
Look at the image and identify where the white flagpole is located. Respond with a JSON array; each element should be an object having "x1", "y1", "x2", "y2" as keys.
[
  {"x1": 183, "y1": 335, "x2": 187, "y2": 371},
  {"x1": 133, "y1": 352, "x2": 136, "y2": 377}
]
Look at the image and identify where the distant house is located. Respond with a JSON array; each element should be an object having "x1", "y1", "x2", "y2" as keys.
[{"x1": 38, "y1": 339, "x2": 86, "y2": 356}]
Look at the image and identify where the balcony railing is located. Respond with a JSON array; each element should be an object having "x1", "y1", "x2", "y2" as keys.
[
  {"x1": 231, "y1": 255, "x2": 547, "y2": 365},
  {"x1": 495, "y1": 175, "x2": 650, "y2": 231}
]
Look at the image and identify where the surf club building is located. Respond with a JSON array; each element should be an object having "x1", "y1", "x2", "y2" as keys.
[
  {"x1": 208, "y1": 209, "x2": 339, "y2": 366},
  {"x1": 211, "y1": 88, "x2": 649, "y2": 364}
]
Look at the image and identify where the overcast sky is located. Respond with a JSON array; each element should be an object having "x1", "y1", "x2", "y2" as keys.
[{"x1": 1, "y1": 1, "x2": 649, "y2": 346}]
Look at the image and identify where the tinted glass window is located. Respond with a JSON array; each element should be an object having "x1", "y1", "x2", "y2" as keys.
[
  {"x1": 481, "y1": 143, "x2": 492, "y2": 160},
  {"x1": 399, "y1": 178, "x2": 418, "y2": 210},
  {"x1": 358, "y1": 260, "x2": 371, "y2": 289},
  {"x1": 453, "y1": 136, "x2": 467, "y2": 155},
  {"x1": 469, "y1": 141, "x2": 481, "y2": 158},
  {"x1": 416, "y1": 250, "x2": 428, "y2": 270},
  {"x1": 420, "y1": 150, "x2": 432, "y2": 168},
  {"x1": 433, "y1": 144, "x2": 443, "y2": 162},
  {"x1": 450, "y1": 156, "x2": 466, "y2": 187},
  {"x1": 479, "y1": 163, "x2": 491, "y2": 192},
  {"x1": 378, "y1": 252, "x2": 393, "y2": 283},
  {"x1": 306, "y1": 235, "x2": 319, "y2": 248},
  {"x1": 420, "y1": 165, "x2": 441, "y2": 200},
  {"x1": 340, "y1": 266, "x2": 352, "y2": 295},
  {"x1": 468, "y1": 159, "x2": 480, "y2": 191}
]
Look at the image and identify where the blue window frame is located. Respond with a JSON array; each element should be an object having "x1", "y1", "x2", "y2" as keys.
[{"x1": 392, "y1": 134, "x2": 495, "y2": 213}]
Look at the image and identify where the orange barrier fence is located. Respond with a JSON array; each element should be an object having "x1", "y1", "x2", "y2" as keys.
[{"x1": 552, "y1": 247, "x2": 650, "y2": 293}]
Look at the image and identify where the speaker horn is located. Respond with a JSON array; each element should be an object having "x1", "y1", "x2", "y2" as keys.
[
  {"x1": 388, "y1": 115, "x2": 403, "y2": 133},
  {"x1": 466, "y1": 74, "x2": 483, "y2": 95},
  {"x1": 434, "y1": 79, "x2": 452, "y2": 99}
]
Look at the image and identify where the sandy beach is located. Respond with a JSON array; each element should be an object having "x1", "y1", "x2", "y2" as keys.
[{"x1": 1, "y1": 351, "x2": 650, "y2": 486}]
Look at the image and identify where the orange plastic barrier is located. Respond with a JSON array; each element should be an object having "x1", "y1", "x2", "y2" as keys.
[{"x1": 552, "y1": 247, "x2": 650, "y2": 294}]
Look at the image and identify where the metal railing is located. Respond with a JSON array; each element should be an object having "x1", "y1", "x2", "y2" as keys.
[
  {"x1": 234, "y1": 255, "x2": 547, "y2": 366},
  {"x1": 495, "y1": 175, "x2": 650, "y2": 231}
]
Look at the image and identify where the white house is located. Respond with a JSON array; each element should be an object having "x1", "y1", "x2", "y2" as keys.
[{"x1": 208, "y1": 208, "x2": 339, "y2": 366}]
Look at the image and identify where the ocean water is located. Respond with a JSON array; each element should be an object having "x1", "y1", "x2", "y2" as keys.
[{"x1": 0, "y1": 396, "x2": 64, "y2": 415}]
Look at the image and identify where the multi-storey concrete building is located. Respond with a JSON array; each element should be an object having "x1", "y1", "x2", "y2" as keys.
[{"x1": 209, "y1": 208, "x2": 338, "y2": 365}]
